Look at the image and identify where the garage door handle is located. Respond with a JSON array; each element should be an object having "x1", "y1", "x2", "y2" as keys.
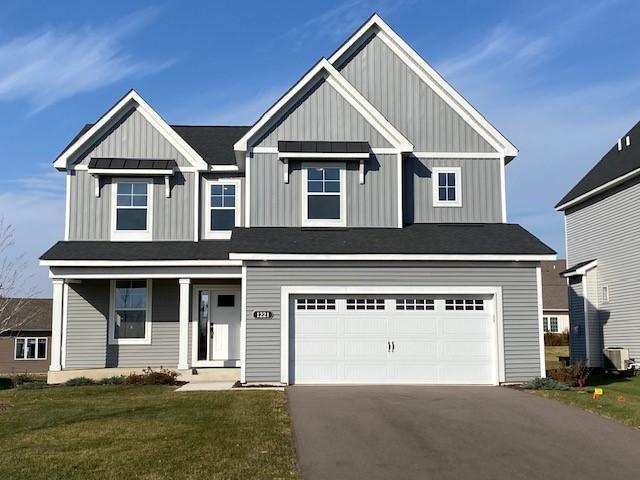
[
  {"x1": 392, "y1": 341, "x2": 395, "y2": 352},
  {"x1": 388, "y1": 341, "x2": 391, "y2": 352}
]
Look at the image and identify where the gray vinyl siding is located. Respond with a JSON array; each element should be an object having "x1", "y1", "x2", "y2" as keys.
[
  {"x1": 250, "y1": 153, "x2": 398, "y2": 227},
  {"x1": 336, "y1": 33, "x2": 496, "y2": 153},
  {"x1": 71, "y1": 108, "x2": 192, "y2": 167},
  {"x1": 585, "y1": 268, "x2": 603, "y2": 367},
  {"x1": 252, "y1": 77, "x2": 391, "y2": 149},
  {"x1": 68, "y1": 170, "x2": 195, "y2": 241},
  {"x1": 404, "y1": 157, "x2": 502, "y2": 223},
  {"x1": 565, "y1": 177, "x2": 640, "y2": 361},
  {"x1": 200, "y1": 174, "x2": 245, "y2": 239},
  {"x1": 568, "y1": 279, "x2": 586, "y2": 363},
  {"x1": 244, "y1": 262, "x2": 541, "y2": 383},
  {"x1": 65, "y1": 280, "x2": 179, "y2": 369}
]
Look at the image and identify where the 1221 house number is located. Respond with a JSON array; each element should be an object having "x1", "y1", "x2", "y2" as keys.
[{"x1": 253, "y1": 311, "x2": 273, "y2": 319}]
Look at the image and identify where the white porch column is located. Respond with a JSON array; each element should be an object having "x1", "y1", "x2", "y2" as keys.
[
  {"x1": 178, "y1": 278, "x2": 191, "y2": 370},
  {"x1": 50, "y1": 279, "x2": 64, "y2": 371}
]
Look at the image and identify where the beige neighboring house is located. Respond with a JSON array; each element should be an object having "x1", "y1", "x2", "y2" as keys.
[{"x1": 541, "y1": 261, "x2": 569, "y2": 333}]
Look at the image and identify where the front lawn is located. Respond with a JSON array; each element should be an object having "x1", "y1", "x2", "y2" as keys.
[
  {"x1": 545, "y1": 345, "x2": 569, "y2": 369},
  {"x1": 533, "y1": 373, "x2": 640, "y2": 429},
  {"x1": 0, "y1": 385, "x2": 298, "y2": 479}
]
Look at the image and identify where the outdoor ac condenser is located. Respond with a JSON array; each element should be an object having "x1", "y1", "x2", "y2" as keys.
[{"x1": 603, "y1": 347, "x2": 630, "y2": 371}]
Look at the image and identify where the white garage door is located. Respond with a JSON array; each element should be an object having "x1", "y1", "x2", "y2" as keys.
[{"x1": 291, "y1": 295, "x2": 496, "y2": 385}]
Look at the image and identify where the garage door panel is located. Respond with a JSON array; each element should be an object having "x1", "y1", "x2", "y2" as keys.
[
  {"x1": 440, "y1": 340, "x2": 491, "y2": 360},
  {"x1": 296, "y1": 362, "x2": 339, "y2": 383},
  {"x1": 390, "y1": 363, "x2": 439, "y2": 383},
  {"x1": 390, "y1": 316, "x2": 437, "y2": 336},
  {"x1": 342, "y1": 316, "x2": 388, "y2": 335},
  {"x1": 392, "y1": 340, "x2": 438, "y2": 360},
  {"x1": 296, "y1": 316, "x2": 339, "y2": 336},
  {"x1": 343, "y1": 363, "x2": 389, "y2": 382},
  {"x1": 343, "y1": 340, "x2": 388, "y2": 360},
  {"x1": 441, "y1": 316, "x2": 491, "y2": 336},
  {"x1": 295, "y1": 339, "x2": 339, "y2": 360}
]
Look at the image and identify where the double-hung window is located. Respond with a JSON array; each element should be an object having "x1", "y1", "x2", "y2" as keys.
[
  {"x1": 14, "y1": 337, "x2": 47, "y2": 360},
  {"x1": 205, "y1": 179, "x2": 241, "y2": 239},
  {"x1": 109, "y1": 279, "x2": 152, "y2": 345},
  {"x1": 302, "y1": 163, "x2": 345, "y2": 226},
  {"x1": 432, "y1": 167, "x2": 461, "y2": 207},
  {"x1": 111, "y1": 180, "x2": 152, "y2": 240}
]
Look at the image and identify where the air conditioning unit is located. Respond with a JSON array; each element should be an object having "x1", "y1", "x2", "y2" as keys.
[{"x1": 603, "y1": 347, "x2": 630, "y2": 371}]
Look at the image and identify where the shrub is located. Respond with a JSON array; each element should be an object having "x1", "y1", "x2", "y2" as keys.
[
  {"x1": 16, "y1": 381, "x2": 48, "y2": 390},
  {"x1": 64, "y1": 377, "x2": 96, "y2": 387},
  {"x1": 123, "y1": 367, "x2": 178, "y2": 385},
  {"x1": 11, "y1": 373, "x2": 42, "y2": 385},
  {"x1": 0, "y1": 377, "x2": 14, "y2": 390},
  {"x1": 524, "y1": 377, "x2": 571, "y2": 390},
  {"x1": 547, "y1": 361, "x2": 591, "y2": 387},
  {"x1": 98, "y1": 376, "x2": 125, "y2": 385},
  {"x1": 544, "y1": 332, "x2": 569, "y2": 346}
]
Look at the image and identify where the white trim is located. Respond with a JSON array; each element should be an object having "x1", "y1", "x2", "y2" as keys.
[
  {"x1": 64, "y1": 172, "x2": 71, "y2": 241},
  {"x1": 193, "y1": 172, "x2": 199, "y2": 241},
  {"x1": 108, "y1": 279, "x2": 152, "y2": 345},
  {"x1": 283, "y1": 159, "x2": 289, "y2": 184},
  {"x1": 371, "y1": 147, "x2": 401, "y2": 155},
  {"x1": 583, "y1": 274, "x2": 591, "y2": 366},
  {"x1": 210, "y1": 165, "x2": 239, "y2": 172},
  {"x1": 94, "y1": 175, "x2": 100, "y2": 198},
  {"x1": 233, "y1": 58, "x2": 413, "y2": 153},
  {"x1": 277, "y1": 152, "x2": 369, "y2": 159},
  {"x1": 49, "y1": 279, "x2": 64, "y2": 371},
  {"x1": 87, "y1": 169, "x2": 174, "y2": 176},
  {"x1": 500, "y1": 155, "x2": 507, "y2": 223},
  {"x1": 41, "y1": 259, "x2": 242, "y2": 267},
  {"x1": 61, "y1": 282, "x2": 68, "y2": 369},
  {"x1": 241, "y1": 265, "x2": 247, "y2": 383},
  {"x1": 301, "y1": 162, "x2": 347, "y2": 227},
  {"x1": 556, "y1": 166, "x2": 640, "y2": 211},
  {"x1": 245, "y1": 153, "x2": 251, "y2": 227},
  {"x1": 110, "y1": 178, "x2": 153, "y2": 241},
  {"x1": 359, "y1": 159, "x2": 365, "y2": 185},
  {"x1": 413, "y1": 152, "x2": 501, "y2": 159},
  {"x1": 203, "y1": 177, "x2": 242, "y2": 240},
  {"x1": 432, "y1": 167, "x2": 462, "y2": 207},
  {"x1": 230, "y1": 253, "x2": 557, "y2": 261},
  {"x1": 279, "y1": 285, "x2": 505, "y2": 385},
  {"x1": 328, "y1": 15, "x2": 517, "y2": 157},
  {"x1": 50, "y1": 271, "x2": 242, "y2": 280},
  {"x1": 14, "y1": 337, "x2": 48, "y2": 360},
  {"x1": 536, "y1": 266, "x2": 546, "y2": 377},
  {"x1": 251, "y1": 146, "x2": 278, "y2": 154},
  {"x1": 396, "y1": 152, "x2": 403, "y2": 227},
  {"x1": 164, "y1": 175, "x2": 171, "y2": 199},
  {"x1": 54, "y1": 90, "x2": 208, "y2": 170},
  {"x1": 562, "y1": 260, "x2": 598, "y2": 278},
  {"x1": 178, "y1": 278, "x2": 190, "y2": 370}
]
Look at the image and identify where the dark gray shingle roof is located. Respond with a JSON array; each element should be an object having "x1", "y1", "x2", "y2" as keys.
[
  {"x1": 1, "y1": 298, "x2": 52, "y2": 332},
  {"x1": 88, "y1": 158, "x2": 177, "y2": 170}
]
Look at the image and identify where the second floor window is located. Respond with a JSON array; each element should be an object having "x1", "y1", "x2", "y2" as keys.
[
  {"x1": 205, "y1": 179, "x2": 241, "y2": 239},
  {"x1": 432, "y1": 167, "x2": 461, "y2": 207},
  {"x1": 302, "y1": 163, "x2": 345, "y2": 227},
  {"x1": 112, "y1": 180, "x2": 152, "y2": 240}
]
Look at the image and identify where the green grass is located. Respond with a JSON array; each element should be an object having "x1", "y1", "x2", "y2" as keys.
[
  {"x1": 545, "y1": 345, "x2": 569, "y2": 369},
  {"x1": 533, "y1": 373, "x2": 640, "y2": 429},
  {"x1": 0, "y1": 385, "x2": 298, "y2": 479}
]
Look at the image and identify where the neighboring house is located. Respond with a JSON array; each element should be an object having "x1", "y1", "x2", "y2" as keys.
[
  {"x1": 0, "y1": 299, "x2": 52, "y2": 374},
  {"x1": 40, "y1": 14, "x2": 555, "y2": 386},
  {"x1": 557, "y1": 120, "x2": 640, "y2": 367},
  {"x1": 541, "y1": 260, "x2": 569, "y2": 334}
]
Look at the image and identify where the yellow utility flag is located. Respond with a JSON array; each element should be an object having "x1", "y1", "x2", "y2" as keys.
[{"x1": 592, "y1": 387, "x2": 603, "y2": 399}]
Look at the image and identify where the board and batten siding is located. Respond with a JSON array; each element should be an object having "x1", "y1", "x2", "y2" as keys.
[
  {"x1": 244, "y1": 262, "x2": 541, "y2": 383},
  {"x1": 65, "y1": 280, "x2": 179, "y2": 369},
  {"x1": 565, "y1": 176, "x2": 640, "y2": 361},
  {"x1": 250, "y1": 153, "x2": 398, "y2": 227},
  {"x1": 404, "y1": 157, "x2": 502, "y2": 223},
  {"x1": 336, "y1": 33, "x2": 496, "y2": 153},
  {"x1": 251, "y1": 77, "x2": 391, "y2": 149},
  {"x1": 68, "y1": 170, "x2": 195, "y2": 241}
]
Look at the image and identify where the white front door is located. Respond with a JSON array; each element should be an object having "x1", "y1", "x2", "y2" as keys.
[
  {"x1": 291, "y1": 295, "x2": 496, "y2": 385},
  {"x1": 193, "y1": 286, "x2": 241, "y2": 367}
]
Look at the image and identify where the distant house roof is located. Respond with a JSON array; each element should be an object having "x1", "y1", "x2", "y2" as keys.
[
  {"x1": 541, "y1": 260, "x2": 568, "y2": 311},
  {"x1": 1, "y1": 298, "x2": 52, "y2": 332},
  {"x1": 557, "y1": 120, "x2": 640, "y2": 209}
]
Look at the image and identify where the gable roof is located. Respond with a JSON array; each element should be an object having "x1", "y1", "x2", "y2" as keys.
[
  {"x1": 556, "y1": 120, "x2": 640, "y2": 210},
  {"x1": 1, "y1": 298, "x2": 52, "y2": 332},
  {"x1": 328, "y1": 14, "x2": 518, "y2": 161},
  {"x1": 233, "y1": 58, "x2": 413, "y2": 153},
  {"x1": 541, "y1": 260, "x2": 568, "y2": 311},
  {"x1": 53, "y1": 90, "x2": 209, "y2": 171}
]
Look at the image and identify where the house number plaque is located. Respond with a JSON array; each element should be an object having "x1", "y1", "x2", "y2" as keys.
[{"x1": 253, "y1": 311, "x2": 273, "y2": 319}]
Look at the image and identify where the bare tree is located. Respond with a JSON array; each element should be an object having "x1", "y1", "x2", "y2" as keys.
[{"x1": 0, "y1": 219, "x2": 42, "y2": 335}]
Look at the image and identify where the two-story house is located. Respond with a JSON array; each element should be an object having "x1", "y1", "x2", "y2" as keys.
[
  {"x1": 40, "y1": 14, "x2": 555, "y2": 385},
  {"x1": 557, "y1": 120, "x2": 640, "y2": 368}
]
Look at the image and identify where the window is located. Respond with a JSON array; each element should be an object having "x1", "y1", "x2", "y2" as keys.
[
  {"x1": 445, "y1": 299, "x2": 484, "y2": 311},
  {"x1": 296, "y1": 298, "x2": 336, "y2": 310},
  {"x1": 109, "y1": 279, "x2": 151, "y2": 345},
  {"x1": 395, "y1": 298, "x2": 435, "y2": 310},
  {"x1": 549, "y1": 317, "x2": 559, "y2": 333},
  {"x1": 205, "y1": 179, "x2": 241, "y2": 239},
  {"x1": 14, "y1": 337, "x2": 47, "y2": 360},
  {"x1": 433, "y1": 167, "x2": 461, "y2": 207},
  {"x1": 346, "y1": 298, "x2": 385, "y2": 310},
  {"x1": 543, "y1": 317, "x2": 549, "y2": 332},
  {"x1": 302, "y1": 164, "x2": 345, "y2": 226},
  {"x1": 111, "y1": 180, "x2": 152, "y2": 240},
  {"x1": 602, "y1": 286, "x2": 610, "y2": 303},
  {"x1": 217, "y1": 295, "x2": 235, "y2": 307}
]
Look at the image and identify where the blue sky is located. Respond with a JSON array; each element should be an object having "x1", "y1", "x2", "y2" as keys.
[{"x1": 1, "y1": 0, "x2": 639, "y2": 295}]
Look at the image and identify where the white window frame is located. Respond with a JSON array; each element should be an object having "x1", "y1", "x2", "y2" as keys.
[
  {"x1": 432, "y1": 167, "x2": 462, "y2": 207},
  {"x1": 543, "y1": 316, "x2": 549, "y2": 332},
  {"x1": 108, "y1": 279, "x2": 152, "y2": 345},
  {"x1": 204, "y1": 178, "x2": 242, "y2": 239},
  {"x1": 110, "y1": 178, "x2": 153, "y2": 241},
  {"x1": 14, "y1": 337, "x2": 48, "y2": 360},
  {"x1": 301, "y1": 162, "x2": 346, "y2": 227},
  {"x1": 602, "y1": 285, "x2": 610, "y2": 303},
  {"x1": 548, "y1": 316, "x2": 559, "y2": 333}
]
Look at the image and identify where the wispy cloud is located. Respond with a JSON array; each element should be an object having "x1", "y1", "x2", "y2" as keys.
[{"x1": 0, "y1": 7, "x2": 171, "y2": 113}]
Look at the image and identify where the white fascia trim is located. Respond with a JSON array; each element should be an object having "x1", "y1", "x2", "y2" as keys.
[
  {"x1": 51, "y1": 272, "x2": 242, "y2": 280},
  {"x1": 556, "y1": 167, "x2": 640, "y2": 211},
  {"x1": 536, "y1": 266, "x2": 546, "y2": 377},
  {"x1": 41, "y1": 260, "x2": 242, "y2": 267},
  {"x1": 280, "y1": 285, "x2": 505, "y2": 385},
  {"x1": 328, "y1": 14, "x2": 517, "y2": 158},
  {"x1": 230, "y1": 253, "x2": 557, "y2": 261},
  {"x1": 54, "y1": 90, "x2": 208, "y2": 171},
  {"x1": 277, "y1": 152, "x2": 369, "y2": 159},
  {"x1": 413, "y1": 152, "x2": 501, "y2": 159},
  {"x1": 233, "y1": 59, "x2": 413, "y2": 153},
  {"x1": 210, "y1": 165, "x2": 240, "y2": 172},
  {"x1": 562, "y1": 260, "x2": 598, "y2": 278},
  {"x1": 64, "y1": 172, "x2": 71, "y2": 240},
  {"x1": 88, "y1": 169, "x2": 175, "y2": 176},
  {"x1": 500, "y1": 154, "x2": 507, "y2": 223}
]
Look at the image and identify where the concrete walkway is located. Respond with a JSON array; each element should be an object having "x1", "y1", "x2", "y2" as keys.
[
  {"x1": 175, "y1": 382, "x2": 234, "y2": 392},
  {"x1": 288, "y1": 386, "x2": 640, "y2": 480}
]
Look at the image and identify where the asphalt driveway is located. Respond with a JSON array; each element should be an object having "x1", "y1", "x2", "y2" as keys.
[{"x1": 287, "y1": 386, "x2": 640, "y2": 480}]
